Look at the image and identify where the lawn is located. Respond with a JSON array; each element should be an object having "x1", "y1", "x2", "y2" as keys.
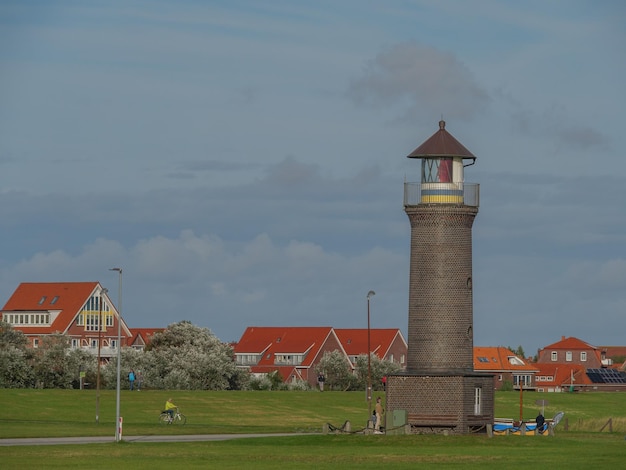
[{"x1": 1, "y1": 389, "x2": 625, "y2": 469}]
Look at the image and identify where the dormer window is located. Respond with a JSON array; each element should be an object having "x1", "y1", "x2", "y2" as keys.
[{"x1": 508, "y1": 356, "x2": 525, "y2": 366}]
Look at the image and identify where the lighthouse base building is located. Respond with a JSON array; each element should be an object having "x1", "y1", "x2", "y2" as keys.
[{"x1": 386, "y1": 372, "x2": 494, "y2": 434}]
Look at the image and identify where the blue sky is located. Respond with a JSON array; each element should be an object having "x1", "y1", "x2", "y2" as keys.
[{"x1": 1, "y1": 1, "x2": 624, "y2": 356}]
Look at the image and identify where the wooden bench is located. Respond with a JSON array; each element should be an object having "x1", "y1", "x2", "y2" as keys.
[{"x1": 407, "y1": 414, "x2": 457, "y2": 431}]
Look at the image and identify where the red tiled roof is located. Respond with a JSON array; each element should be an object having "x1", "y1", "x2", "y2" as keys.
[
  {"x1": 334, "y1": 328, "x2": 405, "y2": 358},
  {"x1": 474, "y1": 346, "x2": 538, "y2": 372},
  {"x1": 599, "y1": 346, "x2": 626, "y2": 358},
  {"x1": 540, "y1": 336, "x2": 597, "y2": 351},
  {"x1": 234, "y1": 326, "x2": 336, "y2": 367},
  {"x1": 534, "y1": 363, "x2": 592, "y2": 386},
  {"x1": 1, "y1": 282, "x2": 101, "y2": 335},
  {"x1": 128, "y1": 328, "x2": 164, "y2": 347}
]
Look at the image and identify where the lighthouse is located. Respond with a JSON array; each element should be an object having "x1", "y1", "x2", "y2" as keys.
[{"x1": 386, "y1": 120, "x2": 494, "y2": 434}]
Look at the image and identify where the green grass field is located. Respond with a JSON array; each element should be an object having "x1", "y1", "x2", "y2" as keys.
[{"x1": 1, "y1": 389, "x2": 625, "y2": 469}]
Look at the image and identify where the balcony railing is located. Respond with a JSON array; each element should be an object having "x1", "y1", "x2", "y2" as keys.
[{"x1": 404, "y1": 182, "x2": 479, "y2": 207}]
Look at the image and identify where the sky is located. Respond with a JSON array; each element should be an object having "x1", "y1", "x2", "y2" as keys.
[{"x1": 1, "y1": 0, "x2": 625, "y2": 356}]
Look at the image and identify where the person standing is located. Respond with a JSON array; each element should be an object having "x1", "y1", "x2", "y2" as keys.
[
  {"x1": 128, "y1": 369, "x2": 135, "y2": 391},
  {"x1": 136, "y1": 371, "x2": 143, "y2": 391},
  {"x1": 374, "y1": 396, "x2": 384, "y2": 433},
  {"x1": 317, "y1": 373, "x2": 325, "y2": 392}
]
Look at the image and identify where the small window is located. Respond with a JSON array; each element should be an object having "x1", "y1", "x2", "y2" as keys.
[
  {"x1": 566, "y1": 351, "x2": 572, "y2": 362},
  {"x1": 474, "y1": 387, "x2": 482, "y2": 415},
  {"x1": 33, "y1": 338, "x2": 39, "y2": 348},
  {"x1": 50, "y1": 296, "x2": 59, "y2": 305},
  {"x1": 38, "y1": 296, "x2": 47, "y2": 305},
  {"x1": 580, "y1": 352, "x2": 587, "y2": 362},
  {"x1": 551, "y1": 351, "x2": 558, "y2": 361}
]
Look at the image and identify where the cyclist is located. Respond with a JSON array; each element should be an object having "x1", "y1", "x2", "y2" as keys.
[{"x1": 164, "y1": 398, "x2": 178, "y2": 421}]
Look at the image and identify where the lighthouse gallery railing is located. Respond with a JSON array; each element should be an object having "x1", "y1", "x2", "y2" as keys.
[{"x1": 404, "y1": 182, "x2": 480, "y2": 207}]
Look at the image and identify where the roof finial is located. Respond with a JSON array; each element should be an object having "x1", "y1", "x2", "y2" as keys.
[{"x1": 439, "y1": 117, "x2": 445, "y2": 130}]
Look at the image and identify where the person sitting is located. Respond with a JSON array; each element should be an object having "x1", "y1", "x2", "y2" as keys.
[
  {"x1": 536, "y1": 412, "x2": 546, "y2": 434},
  {"x1": 164, "y1": 398, "x2": 178, "y2": 420}
]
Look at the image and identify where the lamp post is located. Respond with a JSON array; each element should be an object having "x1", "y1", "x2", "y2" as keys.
[
  {"x1": 95, "y1": 287, "x2": 108, "y2": 424},
  {"x1": 110, "y1": 267, "x2": 123, "y2": 442},
  {"x1": 366, "y1": 290, "x2": 375, "y2": 422}
]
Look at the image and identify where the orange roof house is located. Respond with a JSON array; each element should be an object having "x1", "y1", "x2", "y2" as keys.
[
  {"x1": 474, "y1": 346, "x2": 538, "y2": 391},
  {"x1": 533, "y1": 363, "x2": 591, "y2": 392},
  {"x1": 1, "y1": 282, "x2": 131, "y2": 359},
  {"x1": 536, "y1": 336, "x2": 609, "y2": 367},
  {"x1": 334, "y1": 328, "x2": 407, "y2": 367},
  {"x1": 535, "y1": 336, "x2": 626, "y2": 391},
  {"x1": 233, "y1": 326, "x2": 408, "y2": 387},
  {"x1": 234, "y1": 326, "x2": 347, "y2": 386},
  {"x1": 128, "y1": 328, "x2": 164, "y2": 350}
]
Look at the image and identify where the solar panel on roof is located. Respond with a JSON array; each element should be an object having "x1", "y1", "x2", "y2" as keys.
[{"x1": 586, "y1": 368, "x2": 626, "y2": 384}]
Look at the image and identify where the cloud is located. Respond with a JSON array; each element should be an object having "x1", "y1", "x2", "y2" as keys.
[{"x1": 347, "y1": 41, "x2": 490, "y2": 123}]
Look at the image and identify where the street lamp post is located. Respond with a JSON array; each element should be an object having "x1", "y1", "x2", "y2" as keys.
[
  {"x1": 110, "y1": 268, "x2": 123, "y2": 442},
  {"x1": 95, "y1": 287, "x2": 108, "y2": 424},
  {"x1": 366, "y1": 290, "x2": 375, "y2": 423}
]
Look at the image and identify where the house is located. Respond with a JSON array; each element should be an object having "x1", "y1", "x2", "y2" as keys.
[
  {"x1": 473, "y1": 346, "x2": 538, "y2": 391},
  {"x1": 536, "y1": 336, "x2": 610, "y2": 368},
  {"x1": 535, "y1": 336, "x2": 626, "y2": 392},
  {"x1": 533, "y1": 363, "x2": 590, "y2": 392},
  {"x1": 233, "y1": 326, "x2": 347, "y2": 386},
  {"x1": 598, "y1": 346, "x2": 626, "y2": 369},
  {"x1": 334, "y1": 328, "x2": 407, "y2": 367},
  {"x1": 128, "y1": 328, "x2": 165, "y2": 350},
  {"x1": 1, "y1": 282, "x2": 132, "y2": 359},
  {"x1": 233, "y1": 326, "x2": 408, "y2": 387}
]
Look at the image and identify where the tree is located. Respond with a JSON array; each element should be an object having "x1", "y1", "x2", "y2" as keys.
[
  {"x1": 101, "y1": 347, "x2": 144, "y2": 390},
  {"x1": 141, "y1": 321, "x2": 245, "y2": 390},
  {"x1": 0, "y1": 347, "x2": 34, "y2": 388},
  {"x1": 33, "y1": 333, "x2": 78, "y2": 388},
  {"x1": 0, "y1": 321, "x2": 34, "y2": 388},
  {"x1": 316, "y1": 350, "x2": 355, "y2": 391},
  {"x1": 0, "y1": 320, "x2": 28, "y2": 350},
  {"x1": 353, "y1": 353, "x2": 403, "y2": 392}
]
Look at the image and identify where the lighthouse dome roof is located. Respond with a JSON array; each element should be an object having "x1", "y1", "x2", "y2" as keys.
[{"x1": 407, "y1": 120, "x2": 476, "y2": 161}]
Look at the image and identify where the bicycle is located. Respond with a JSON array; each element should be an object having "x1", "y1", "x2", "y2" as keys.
[{"x1": 159, "y1": 407, "x2": 186, "y2": 425}]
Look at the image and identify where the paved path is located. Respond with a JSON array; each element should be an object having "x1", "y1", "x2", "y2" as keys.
[{"x1": 0, "y1": 433, "x2": 310, "y2": 446}]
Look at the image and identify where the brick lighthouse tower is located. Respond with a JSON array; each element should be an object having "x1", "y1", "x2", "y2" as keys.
[{"x1": 386, "y1": 120, "x2": 494, "y2": 434}]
